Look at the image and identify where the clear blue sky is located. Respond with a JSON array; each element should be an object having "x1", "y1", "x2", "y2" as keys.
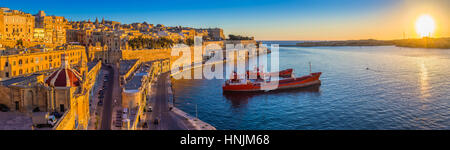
[{"x1": 1, "y1": 0, "x2": 449, "y2": 40}]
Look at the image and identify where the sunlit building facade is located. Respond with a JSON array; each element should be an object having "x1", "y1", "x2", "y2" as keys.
[{"x1": 0, "y1": 7, "x2": 35, "y2": 47}]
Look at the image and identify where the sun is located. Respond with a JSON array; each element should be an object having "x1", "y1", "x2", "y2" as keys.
[{"x1": 415, "y1": 14, "x2": 435, "y2": 38}]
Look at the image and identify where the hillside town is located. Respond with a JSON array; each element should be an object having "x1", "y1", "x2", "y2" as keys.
[{"x1": 0, "y1": 7, "x2": 256, "y2": 130}]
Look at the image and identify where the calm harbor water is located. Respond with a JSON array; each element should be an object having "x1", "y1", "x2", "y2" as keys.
[{"x1": 172, "y1": 45, "x2": 450, "y2": 130}]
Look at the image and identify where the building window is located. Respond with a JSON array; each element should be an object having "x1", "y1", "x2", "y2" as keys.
[
  {"x1": 18, "y1": 59, "x2": 22, "y2": 65},
  {"x1": 4, "y1": 62, "x2": 8, "y2": 67},
  {"x1": 15, "y1": 101, "x2": 19, "y2": 111},
  {"x1": 60, "y1": 104, "x2": 65, "y2": 112},
  {"x1": 5, "y1": 72, "x2": 9, "y2": 78}
]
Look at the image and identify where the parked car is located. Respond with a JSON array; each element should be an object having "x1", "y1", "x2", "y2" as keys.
[
  {"x1": 115, "y1": 122, "x2": 122, "y2": 127},
  {"x1": 0, "y1": 104, "x2": 10, "y2": 112},
  {"x1": 147, "y1": 106, "x2": 152, "y2": 112},
  {"x1": 153, "y1": 117, "x2": 160, "y2": 125},
  {"x1": 50, "y1": 112, "x2": 63, "y2": 118},
  {"x1": 32, "y1": 112, "x2": 56, "y2": 128}
]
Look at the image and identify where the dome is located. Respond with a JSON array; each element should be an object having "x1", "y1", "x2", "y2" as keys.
[{"x1": 44, "y1": 54, "x2": 82, "y2": 87}]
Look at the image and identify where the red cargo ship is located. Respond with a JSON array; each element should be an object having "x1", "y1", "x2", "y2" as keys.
[{"x1": 223, "y1": 69, "x2": 321, "y2": 92}]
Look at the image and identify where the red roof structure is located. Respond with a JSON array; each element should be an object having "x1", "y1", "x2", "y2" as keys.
[{"x1": 44, "y1": 54, "x2": 82, "y2": 87}]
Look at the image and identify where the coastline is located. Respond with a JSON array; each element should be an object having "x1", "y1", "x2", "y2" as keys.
[
  {"x1": 167, "y1": 75, "x2": 216, "y2": 130},
  {"x1": 167, "y1": 57, "x2": 228, "y2": 130},
  {"x1": 166, "y1": 57, "x2": 226, "y2": 130},
  {"x1": 168, "y1": 48, "x2": 268, "y2": 130},
  {"x1": 278, "y1": 38, "x2": 450, "y2": 49}
]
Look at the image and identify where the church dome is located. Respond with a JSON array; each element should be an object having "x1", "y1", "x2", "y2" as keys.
[{"x1": 44, "y1": 54, "x2": 82, "y2": 87}]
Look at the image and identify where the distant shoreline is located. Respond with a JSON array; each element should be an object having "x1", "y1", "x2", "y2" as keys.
[{"x1": 278, "y1": 38, "x2": 450, "y2": 49}]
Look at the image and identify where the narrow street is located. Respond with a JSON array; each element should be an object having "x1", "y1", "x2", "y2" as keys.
[
  {"x1": 100, "y1": 65, "x2": 115, "y2": 130},
  {"x1": 87, "y1": 67, "x2": 106, "y2": 130},
  {"x1": 148, "y1": 73, "x2": 189, "y2": 130}
]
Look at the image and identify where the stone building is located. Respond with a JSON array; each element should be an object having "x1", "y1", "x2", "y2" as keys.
[
  {"x1": 0, "y1": 7, "x2": 35, "y2": 46},
  {"x1": 86, "y1": 42, "x2": 108, "y2": 62},
  {"x1": 0, "y1": 45, "x2": 85, "y2": 80},
  {"x1": 44, "y1": 54, "x2": 83, "y2": 113},
  {"x1": 0, "y1": 74, "x2": 48, "y2": 113},
  {"x1": 0, "y1": 52, "x2": 102, "y2": 130},
  {"x1": 120, "y1": 59, "x2": 169, "y2": 129},
  {"x1": 34, "y1": 10, "x2": 70, "y2": 45},
  {"x1": 33, "y1": 28, "x2": 45, "y2": 42},
  {"x1": 206, "y1": 28, "x2": 225, "y2": 41},
  {"x1": 196, "y1": 28, "x2": 225, "y2": 41}
]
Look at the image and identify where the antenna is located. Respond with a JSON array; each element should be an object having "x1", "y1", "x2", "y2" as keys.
[{"x1": 309, "y1": 62, "x2": 312, "y2": 73}]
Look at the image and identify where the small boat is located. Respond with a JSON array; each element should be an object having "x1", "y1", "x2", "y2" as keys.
[{"x1": 223, "y1": 69, "x2": 321, "y2": 92}]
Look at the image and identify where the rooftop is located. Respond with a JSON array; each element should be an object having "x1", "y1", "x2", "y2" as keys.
[
  {"x1": 124, "y1": 75, "x2": 144, "y2": 90},
  {"x1": 87, "y1": 61, "x2": 100, "y2": 71},
  {"x1": 0, "y1": 45, "x2": 84, "y2": 56},
  {"x1": 0, "y1": 74, "x2": 42, "y2": 86},
  {"x1": 119, "y1": 59, "x2": 138, "y2": 76},
  {"x1": 124, "y1": 62, "x2": 153, "y2": 90}
]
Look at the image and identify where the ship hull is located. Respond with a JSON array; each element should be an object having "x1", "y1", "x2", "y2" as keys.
[{"x1": 223, "y1": 72, "x2": 322, "y2": 92}]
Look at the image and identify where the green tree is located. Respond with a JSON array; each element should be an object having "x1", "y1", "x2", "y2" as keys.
[
  {"x1": 16, "y1": 39, "x2": 24, "y2": 47},
  {"x1": 186, "y1": 38, "x2": 194, "y2": 46}
]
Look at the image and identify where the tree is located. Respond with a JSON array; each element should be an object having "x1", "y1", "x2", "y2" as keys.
[
  {"x1": 186, "y1": 38, "x2": 194, "y2": 46},
  {"x1": 128, "y1": 36, "x2": 175, "y2": 49},
  {"x1": 228, "y1": 34, "x2": 254, "y2": 40},
  {"x1": 16, "y1": 39, "x2": 24, "y2": 48}
]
